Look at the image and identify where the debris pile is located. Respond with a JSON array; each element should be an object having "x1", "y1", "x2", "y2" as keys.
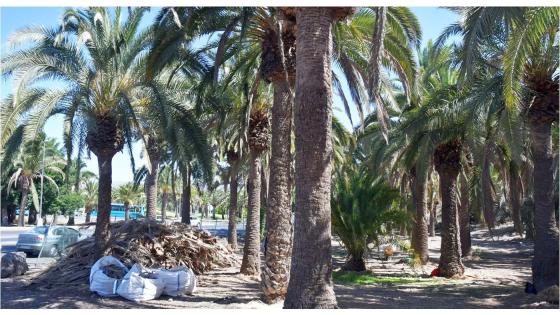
[{"x1": 33, "y1": 219, "x2": 237, "y2": 285}]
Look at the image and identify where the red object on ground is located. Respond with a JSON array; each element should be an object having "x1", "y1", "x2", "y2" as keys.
[{"x1": 430, "y1": 268, "x2": 441, "y2": 277}]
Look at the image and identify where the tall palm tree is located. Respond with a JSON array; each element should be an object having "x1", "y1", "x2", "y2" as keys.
[
  {"x1": 8, "y1": 135, "x2": 65, "y2": 226},
  {"x1": 113, "y1": 183, "x2": 141, "y2": 221},
  {"x1": 240, "y1": 104, "x2": 270, "y2": 276},
  {"x1": 159, "y1": 165, "x2": 173, "y2": 222},
  {"x1": 440, "y1": 7, "x2": 559, "y2": 290},
  {"x1": 2, "y1": 7, "x2": 153, "y2": 257},
  {"x1": 283, "y1": 7, "x2": 354, "y2": 309}
]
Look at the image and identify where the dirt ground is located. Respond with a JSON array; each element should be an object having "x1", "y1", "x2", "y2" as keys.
[{"x1": 1, "y1": 224, "x2": 558, "y2": 309}]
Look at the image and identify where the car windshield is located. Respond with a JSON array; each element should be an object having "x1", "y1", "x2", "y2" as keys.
[{"x1": 32, "y1": 226, "x2": 48, "y2": 234}]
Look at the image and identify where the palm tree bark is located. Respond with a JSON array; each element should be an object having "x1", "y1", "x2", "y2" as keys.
[
  {"x1": 94, "y1": 152, "x2": 114, "y2": 258},
  {"x1": 161, "y1": 192, "x2": 168, "y2": 222},
  {"x1": 227, "y1": 161, "x2": 238, "y2": 248},
  {"x1": 240, "y1": 151, "x2": 262, "y2": 275},
  {"x1": 85, "y1": 206, "x2": 91, "y2": 223},
  {"x1": 509, "y1": 161, "x2": 524, "y2": 237},
  {"x1": 260, "y1": 159, "x2": 268, "y2": 236},
  {"x1": 481, "y1": 144, "x2": 496, "y2": 230},
  {"x1": 124, "y1": 202, "x2": 130, "y2": 221},
  {"x1": 144, "y1": 162, "x2": 159, "y2": 220},
  {"x1": 28, "y1": 207, "x2": 37, "y2": 225},
  {"x1": 284, "y1": 7, "x2": 353, "y2": 308},
  {"x1": 262, "y1": 78, "x2": 294, "y2": 302},
  {"x1": 434, "y1": 141, "x2": 464, "y2": 278},
  {"x1": 410, "y1": 166, "x2": 429, "y2": 264},
  {"x1": 17, "y1": 178, "x2": 29, "y2": 227},
  {"x1": 459, "y1": 174, "x2": 471, "y2": 257},
  {"x1": 181, "y1": 166, "x2": 191, "y2": 225},
  {"x1": 529, "y1": 120, "x2": 559, "y2": 291}
]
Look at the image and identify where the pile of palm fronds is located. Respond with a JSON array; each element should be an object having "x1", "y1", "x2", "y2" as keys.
[{"x1": 33, "y1": 219, "x2": 237, "y2": 285}]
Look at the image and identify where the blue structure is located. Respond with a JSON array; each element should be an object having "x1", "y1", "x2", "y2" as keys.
[{"x1": 91, "y1": 203, "x2": 145, "y2": 219}]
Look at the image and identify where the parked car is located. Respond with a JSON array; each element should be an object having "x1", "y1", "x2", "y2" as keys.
[{"x1": 16, "y1": 226, "x2": 85, "y2": 257}]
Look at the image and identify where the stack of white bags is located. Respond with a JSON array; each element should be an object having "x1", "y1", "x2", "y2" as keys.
[{"x1": 89, "y1": 256, "x2": 197, "y2": 302}]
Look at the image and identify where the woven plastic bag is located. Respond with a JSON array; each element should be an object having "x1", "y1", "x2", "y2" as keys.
[
  {"x1": 89, "y1": 256, "x2": 129, "y2": 297},
  {"x1": 156, "y1": 267, "x2": 197, "y2": 296},
  {"x1": 116, "y1": 264, "x2": 165, "y2": 302}
]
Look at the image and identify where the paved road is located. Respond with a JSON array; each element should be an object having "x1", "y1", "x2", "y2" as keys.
[{"x1": 1, "y1": 220, "x2": 245, "y2": 253}]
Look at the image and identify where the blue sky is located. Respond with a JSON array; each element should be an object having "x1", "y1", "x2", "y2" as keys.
[{"x1": 1, "y1": 7, "x2": 458, "y2": 186}]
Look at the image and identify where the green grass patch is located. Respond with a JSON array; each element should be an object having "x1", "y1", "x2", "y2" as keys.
[{"x1": 332, "y1": 270, "x2": 438, "y2": 286}]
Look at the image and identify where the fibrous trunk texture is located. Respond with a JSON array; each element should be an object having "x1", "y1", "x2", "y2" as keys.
[
  {"x1": 227, "y1": 158, "x2": 239, "y2": 249},
  {"x1": 481, "y1": 144, "x2": 496, "y2": 230},
  {"x1": 529, "y1": 119, "x2": 559, "y2": 292},
  {"x1": 240, "y1": 152, "x2": 262, "y2": 275},
  {"x1": 124, "y1": 203, "x2": 130, "y2": 221},
  {"x1": 509, "y1": 162, "x2": 524, "y2": 237},
  {"x1": 410, "y1": 166, "x2": 429, "y2": 264},
  {"x1": 284, "y1": 7, "x2": 347, "y2": 309},
  {"x1": 86, "y1": 113, "x2": 124, "y2": 258},
  {"x1": 17, "y1": 177, "x2": 29, "y2": 227},
  {"x1": 161, "y1": 192, "x2": 168, "y2": 222},
  {"x1": 459, "y1": 174, "x2": 471, "y2": 257},
  {"x1": 144, "y1": 155, "x2": 159, "y2": 220},
  {"x1": 181, "y1": 167, "x2": 191, "y2": 225},
  {"x1": 262, "y1": 78, "x2": 294, "y2": 303},
  {"x1": 434, "y1": 140, "x2": 464, "y2": 278}
]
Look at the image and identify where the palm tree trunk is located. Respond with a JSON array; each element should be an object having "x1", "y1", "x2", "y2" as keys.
[
  {"x1": 284, "y1": 7, "x2": 347, "y2": 308},
  {"x1": 429, "y1": 200, "x2": 437, "y2": 237},
  {"x1": 144, "y1": 160, "x2": 159, "y2": 220},
  {"x1": 181, "y1": 166, "x2": 191, "y2": 225},
  {"x1": 529, "y1": 120, "x2": 559, "y2": 292},
  {"x1": 434, "y1": 141, "x2": 464, "y2": 278},
  {"x1": 171, "y1": 166, "x2": 178, "y2": 219},
  {"x1": 262, "y1": 78, "x2": 294, "y2": 302},
  {"x1": 459, "y1": 174, "x2": 471, "y2": 257},
  {"x1": 411, "y1": 166, "x2": 429, "y2": 264},
  {"x1": 161, "y1": 191, "x2": 168, "y2": 222},
  {"x1": 94, "y1": 153, "x2": 114, "y2": 258},
  {"x1": 260, "y1": 160, "x2": 268, "y2": 236},
  {"x1": 124, "y1": 202, "x2": 130, "y2": 221},
  {"x1": 28, "y1": 207, "x2": 37, "y2": 225},
  {"x1": 481, "y1": 145, "x2": 496, "y2": 230},
  {"x1": 85, "y1": 206, "x2": 92, "y2": 223},
  {"x1": 17, "y1": 181, "x2": 29, "y2": 227},
  {"x1": 227, "y1": 164, "x2": 238, "y2": 248},
  {"x1": 509, "y1": 162, "x2": 524, "y2": 237},
  {"x1": 240, "y1": 151, "x2": 262, "y2": 275}
]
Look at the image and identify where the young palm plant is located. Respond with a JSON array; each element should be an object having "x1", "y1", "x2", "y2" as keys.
[{"x1": 332, "y1": 164, "x2": 405, "y2": 271}]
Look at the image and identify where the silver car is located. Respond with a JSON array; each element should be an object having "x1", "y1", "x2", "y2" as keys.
[{"x1": 16, "y1": 226, "x2": 84, "y2": 257}]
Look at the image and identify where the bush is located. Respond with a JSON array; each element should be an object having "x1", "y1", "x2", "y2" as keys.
[{"x1": 331, "y1": 166, "x2": 408, "y2": 271}]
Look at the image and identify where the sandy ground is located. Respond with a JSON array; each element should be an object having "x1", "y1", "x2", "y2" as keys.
[{"x1": 1, "y1": 224, "x2": 557, "y2": 309}]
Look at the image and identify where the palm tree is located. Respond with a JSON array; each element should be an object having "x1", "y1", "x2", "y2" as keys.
[
  {"x1": 283, "y1": 7, "x2": 354, "y2": 309},
  {"x1": 440, "y1": 7, "x2": 559, "y2": 290},
  {"x1": 240, "y1": 104, "x2": 270, "y2": 276},
  {"x1": 113, "y1": 183, "x2": 140, "y2": 221},
  {"x1": 8, "y1": 135, "x2": 65, "y2": 226},
  {"x1": 2, "y1": 8, "x2": 155, "y2": 257},
  {"x1": 159, "y1": 165, "x2": 173, "y2": 222}
]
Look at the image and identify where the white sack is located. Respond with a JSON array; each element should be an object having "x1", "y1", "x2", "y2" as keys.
[
  {"x1": 116, "y1": 264, "x2": 164, "y2": 302},
  {"x1": 89, "y1": 256, "x2": 129, "y2": 297},
  {"x1": 156, "y1": 267, "x2": 197, "y2": 296}
]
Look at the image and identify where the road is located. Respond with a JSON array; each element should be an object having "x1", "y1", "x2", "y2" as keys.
[{"x1": 1, "y1": 219, "x2": 245, "y2": 255}]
